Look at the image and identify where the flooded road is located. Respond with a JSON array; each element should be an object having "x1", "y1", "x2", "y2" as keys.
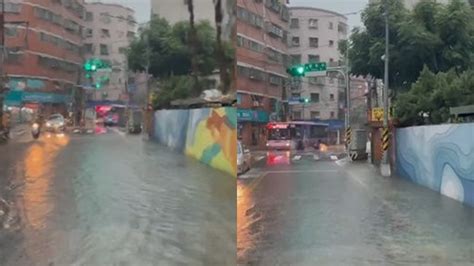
[
  {"x1": 238, "y1": 157, "x2": 474, "y2": 265},
  {"x1": 0, "y1": 131, "x2": 235, "y2": 266}
]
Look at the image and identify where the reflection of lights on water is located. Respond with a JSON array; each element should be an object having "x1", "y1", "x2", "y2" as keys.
[
  {"x1": 237, "y1": 182, "x2": 256, "y2": 256},
  {"x1": 320, "y1": 144, "x2": 328, "y2": 152},
  {"x1": 23, "y1": 136, "x2": 68, "y2": 230}
]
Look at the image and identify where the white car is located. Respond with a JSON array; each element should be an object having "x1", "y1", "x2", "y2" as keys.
[
  {"x1": 44, "y1": 114, "x2": 65, "y2": 132},
  {"x1": 237, "y1": 141, "x2": 251, "y2": 175}
]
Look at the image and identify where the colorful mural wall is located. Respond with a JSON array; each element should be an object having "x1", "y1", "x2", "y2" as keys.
[
  {"x1": 153, "y1": 107, "x2": 236, "y2": 177},
  {"x1": 396, "y1": 124, "x2": 474, "y2": 207}
]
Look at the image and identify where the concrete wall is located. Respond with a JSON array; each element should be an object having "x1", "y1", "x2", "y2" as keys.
[
  {"x1": 396, "y1": 123, "x2": 474, "y2": 207},
  {"x1": 153, "y1": 107, "x2": 237, "y2": 177}
]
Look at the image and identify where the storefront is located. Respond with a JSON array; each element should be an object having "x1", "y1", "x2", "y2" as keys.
[
  {"x1": 4, "y1": 91, "x2": 72, "y2": 122},
  {"x1": 237, "y1": 109, "x2": 269, "y2": 148}
]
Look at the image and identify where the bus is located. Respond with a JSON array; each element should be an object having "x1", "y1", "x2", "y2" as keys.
[{"x1": 266, "y1": 121, "x2": 329, "y2": 150}]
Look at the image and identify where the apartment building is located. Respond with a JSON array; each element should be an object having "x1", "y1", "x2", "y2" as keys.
[
  {"x1": 2, "y1": 0, "x2": 85, "y2": 116},
  {"x1": 83, "y1": 2, "x2": 136, "y2": 102},
  {"x1": 236, "y1": 0, "x2": 290, "y2": 147},
  {"x1": 288, "y1": 7, "x2": 348, "y2": 121}
]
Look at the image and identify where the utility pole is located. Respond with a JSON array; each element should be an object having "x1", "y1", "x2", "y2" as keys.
[
  {"x1": 344, "y1": 44, "x2": 351, "y2": 156},
  {"x1": 381, "y1": 0, "x2": 391, "y2": 176},
  {"x1": 0, "y1": 0, "x2": 5, "y2": 131}
]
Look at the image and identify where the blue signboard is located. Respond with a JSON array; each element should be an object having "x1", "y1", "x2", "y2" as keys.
[
  {"x1": 237, "y1": 109, "x2": 269, "y2": 123},
  {"x1": 311, "y1": 119, "x2": 345, "y2": 130},
  {"x1": 3, "y1": 91, "x2": 71, "y2": 105}
]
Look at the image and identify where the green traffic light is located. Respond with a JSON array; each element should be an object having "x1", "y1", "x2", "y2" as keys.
[
  {"x1": 296, "y1": 66, "x2": 304, "y2": 75},
  {"x1": 304, "y1": 98, "x2": 309, "y2": 103}
]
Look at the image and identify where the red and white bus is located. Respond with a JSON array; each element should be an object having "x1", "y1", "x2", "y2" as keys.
[{"x1": 266, "y1": 121, "x2": 329, "y2": 150}]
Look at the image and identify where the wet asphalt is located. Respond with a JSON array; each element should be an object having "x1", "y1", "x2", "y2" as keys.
[
  {"x1": 237, "y1": 153, "x2": 474, "y2": 265},
  {"x1": 0, "y1": 129, "x2": 235, "y2": 266}
]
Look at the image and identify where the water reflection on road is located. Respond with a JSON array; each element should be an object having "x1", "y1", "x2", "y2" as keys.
[{"x1": 0, "y1": 132, "x2": 235, "y2": 266}]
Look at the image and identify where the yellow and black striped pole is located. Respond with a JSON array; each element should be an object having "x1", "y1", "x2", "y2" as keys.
[
  {"x1": 345, "y1": 126, "x2": 352, "y2": 148},
  {"x1": 382, "y1": 127, "x2": 389, "y2": 152}
]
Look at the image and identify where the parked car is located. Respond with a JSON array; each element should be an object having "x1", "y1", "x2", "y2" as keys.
[
  {"x1": 44, "y1": 114, "x2": 65, "y2": 133},
  {"x1": 238, "y1": 141, "x2": 251, "y2": 175},
  {"x1": 104, "y1": 113, "x2": 119, "y2": 126}
]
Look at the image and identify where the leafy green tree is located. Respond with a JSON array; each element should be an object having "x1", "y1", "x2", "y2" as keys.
[
  {"x1": 128, "y1": 16, "x2": 234, "y2": 108},
  {"x1": 349, "y1": 0, "x2": 474, "y2": 90}
]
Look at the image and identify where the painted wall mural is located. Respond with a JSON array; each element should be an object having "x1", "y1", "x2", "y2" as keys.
[
  {"x1": 152, "y1": 107, "x2": 236, "y2": 177},
  {"x1": 396, "y1": 124, "x2": 474, "y2": 207},
  {"x1": 153, "y1": 110, "x2": 189, "y2": 152}
]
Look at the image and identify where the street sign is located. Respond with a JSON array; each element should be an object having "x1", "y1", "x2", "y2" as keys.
[
  {"x1": 371, "y1": 107, "x2": 384, "y2": 121},
  {"x1": 370, "y1": 107, "x2": 394, "y2": 122},
  {"x1": 287, "y1": 62, "x2": 327, "y2": 77}
]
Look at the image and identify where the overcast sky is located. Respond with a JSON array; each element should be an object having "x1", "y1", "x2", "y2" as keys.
[{"x1": 92, "y1": 0, "x2": 369, "y2": 28}]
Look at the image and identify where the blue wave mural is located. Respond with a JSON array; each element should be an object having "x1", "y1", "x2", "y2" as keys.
[{"x1": 396, "y1": 124, "x2": 474, "y2": 207}]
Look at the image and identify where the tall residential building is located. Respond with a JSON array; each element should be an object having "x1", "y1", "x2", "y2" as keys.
[
  {"x1": 288, "y1": 7, "x2": 348, "y2": 121},
  {"x1": 83, "y1": 2, "x2": 136, "y2": 102},
  {"x1": 2, "y1": 0, "x2": 85, "y2": 116},
  {"x1": 236, "y1": 0, "x2": 290, "y2": 147},
  {"x1": 151, "y1": 0, "x2": 234, "y2": 41}
]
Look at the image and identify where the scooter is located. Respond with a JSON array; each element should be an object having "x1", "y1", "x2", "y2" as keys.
[
  {"x1": 0, "y1": 129, "x2": 8, "y2": 143},
  {"x1": 31, "y1": 122, "x2": 41, "y2": 139}
]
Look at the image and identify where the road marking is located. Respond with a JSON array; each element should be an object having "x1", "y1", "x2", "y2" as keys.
[
  {"x1": 292, "y1": 155, "x2": 302, "y2": 161},
  {"x1": 263, "y1": 169, "x2": 339, "y2": 175}
]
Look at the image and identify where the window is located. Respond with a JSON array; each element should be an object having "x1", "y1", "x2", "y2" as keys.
[
  {"x1": 100, "y1": 44, "x2": 109, "y2": 55},
  {"x1": 238, "y1": 35, "x2": 265, "y2": 53},
  {"x1": 5, "y1": 49, "x2": 23, "y2": 64},
  {"x1": 86, "y1": 28, "x2": 93, "y2": 38},
  {"x1": 329, "y1": 40, "x2": 334, "y2": 47},
  {"x1": 330, "y1": 111, "x2": 335, "y2": 118},
  {"x1": 267, "y1": 48, "x2": 283, "y2": 63},
  {"x1": 267, "y1": 23, "x2": 284, "y2": 38},
  {"x1": 291, "y1": 36, "x2": 300, "y2": 47},
  {"x1": 293, "y1": 111, "x2": 301, "y2": 119},
  {"x1": 329, "y1": 58, "x2": 334, "y2": 63},
  {"x1": 100, "y1": 13, "x2": 112, "y2": 23},
  {"x1": 309, "y1": 37, "x2": 319, "y2": 48},
  {"x1": 330, "y1": 93, "x2": 335, "y2": 101},
  {"x1": 310, "y1": 93, "x2": 320, "y2": 102},
  {"x1": 101, "y1": 29, "x2": 110, "y2": 38},
  {"x1": 290, "y1": 54, "x2": 301, "y2": 64},
  {"x1": 310, "y1": 111, "x2": 320, "y2": 119},
  {"x1": 308, "y1": 54, "x2": 320, "y2": 62},
  {"x1": 85, "y1": 11, "x2": 93, "y2": 21},
  {"x1": 84, "y1": 43, "x2": 93, "y2": 53},
  {"x1": 290, "y1": 18, "x2": 299, "y2": 29},
  {"x1": 5, "y1": 27, "x2": 18, "y2": 37},
  {"x1": 237, "y1": 7, "x2": 264, "y2": 28},
  {"x1": 119, "y1": 47, "x2": 127, "y2": 54},
  {"x1": 338, "y1": 22, "x2": 347, "y2": 34},
  {"x1": 308, "y1": 19, "x2": 318, "y2": 29},
  {"x1": 127, "y1": 31, "x2": 135, "y2": 38},
  {"x1": 291, "y1": 93, "x2": 301, "y2": 98},
  {"x1": 269, "y1": 75, "x2": 282, "y2": 86},
  {"x1": 5, "y1": 3, "x2": 21, "y2": 13},
  {"x1": 329, "y1": 22, "x2": 334, "y2": 30}
]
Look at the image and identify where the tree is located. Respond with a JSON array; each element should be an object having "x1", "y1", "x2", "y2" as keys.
[
  {"x1": 395, "y1": 66, "x2": 474, "y2": 126},
  {"x1": 348, "y1": 0, "x2": 474, "y2": 91},
  {"x1": 127, "y1": 16, "x2": 234, "y2": 108}
]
